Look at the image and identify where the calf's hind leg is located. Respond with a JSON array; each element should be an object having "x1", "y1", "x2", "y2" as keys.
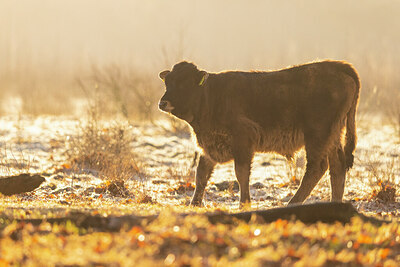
[
  {"x1": 190, "y1": 155, "x2": 215, "y2": 206},
  {"x1": 288, "y1": 136, "x2": 330, "y2": 205},
  {"x1": 289, "y1": 155, "x2": 328, "y2": 204},
  {"x1": 328, "y1": 144, "x2": 346, "y2": 202}
]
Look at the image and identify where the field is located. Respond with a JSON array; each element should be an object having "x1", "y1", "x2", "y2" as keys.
[
  {"x1": 1, "y1": 1, "x2": 400, "y2": 266},
  {"x1": 0, "y1": 113, "x2": 398, "y2": 266}
]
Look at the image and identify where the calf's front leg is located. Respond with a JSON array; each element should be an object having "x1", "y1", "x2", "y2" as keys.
[{"x1": 190, "y1": 155, "x2": 215, "y2": 206}]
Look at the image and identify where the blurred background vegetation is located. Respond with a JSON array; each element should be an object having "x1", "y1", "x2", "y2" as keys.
[{"x1": 0, "y1": 0, "x2": 399, "y2": 122}]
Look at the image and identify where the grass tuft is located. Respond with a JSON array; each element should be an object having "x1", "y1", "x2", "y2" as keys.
[
  {"x1": 66, "y1": 105, "x2": 140, "y2": 184},
  {"x1": 375, "y1": 181, "x2": 396, "y2": 203}
]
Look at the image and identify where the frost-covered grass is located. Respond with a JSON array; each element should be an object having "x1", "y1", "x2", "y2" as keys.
[{"x1": 0, "y1": 115, "x2": 399, "y2": 266}]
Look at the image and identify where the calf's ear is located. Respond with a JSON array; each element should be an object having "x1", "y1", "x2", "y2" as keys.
[
  {"x1": 198, "y1": 71, "x2": 209, "y2": 86},
  {"x1": 159, "y1": 70, "x2": 170, "y2": 82}
]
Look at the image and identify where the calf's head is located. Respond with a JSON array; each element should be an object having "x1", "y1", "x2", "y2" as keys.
[{"x1": 159, "y1": 61, "x2": 208, "y2": 122}]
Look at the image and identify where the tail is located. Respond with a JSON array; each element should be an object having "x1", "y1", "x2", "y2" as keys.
[{"x1": 342, "y1": 63, "x2": 361, "y2": 170}]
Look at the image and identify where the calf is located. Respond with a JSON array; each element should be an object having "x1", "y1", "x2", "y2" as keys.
[{"x1": 158, "y1": 60, "x2": 360, "y2": 206}]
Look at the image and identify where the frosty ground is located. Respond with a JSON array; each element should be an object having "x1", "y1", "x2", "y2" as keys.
[
  {"x1": 0, "y1": 115, "x2": 399, "y2": 266},
  {"x1": 0, "y1": 115, "x2": 398, "y2": 218}
]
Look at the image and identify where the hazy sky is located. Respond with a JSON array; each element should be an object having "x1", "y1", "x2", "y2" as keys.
[{"x1": 0, "y1": 0, "x2": 399, "y2": 82}]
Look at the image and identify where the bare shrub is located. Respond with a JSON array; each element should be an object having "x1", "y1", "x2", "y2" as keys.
[
  {"x1": 384, "y1": 95, "x2": 400, "y2": 142},
  {"x1": 365, "y1": 157, "x2": 399, "y2": 202},
  {"x1": 375, "y1": 182, "x2": 396, "y2": 203},
  {"x1": 66, "y1": 105, "x2": 140, "y2": 184},
  {"x1": 77, "y1": 65, "x2": 161, "y2": 121},
  {"x1": 0, "y1": 144, "x2": 35, "y2": 176},
  {"x1": 0, "y1": 68, "x2": 78, "y2": 116},
  {"x1": 18, "y1": 85, "x2": 74, "y2": 116},
  {"x1": 356, "y1": 57, "x2": 400, "y2": 137},
  {"x1": 165, "y1": 165, "x2": 194, "y2": 184}
]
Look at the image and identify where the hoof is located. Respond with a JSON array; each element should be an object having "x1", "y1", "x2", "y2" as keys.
[{"x1": 190, "y1": 200, "x2": 203, "y2": 207}]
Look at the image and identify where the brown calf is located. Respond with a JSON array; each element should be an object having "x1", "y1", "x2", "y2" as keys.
[{"x1": 159, "y1": 60, "x2": 360, "y2": 206}]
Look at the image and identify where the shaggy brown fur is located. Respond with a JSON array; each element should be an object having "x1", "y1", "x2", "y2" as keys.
[{"x1": 159, "y1": 60, "x2": 360, "y2": 206}]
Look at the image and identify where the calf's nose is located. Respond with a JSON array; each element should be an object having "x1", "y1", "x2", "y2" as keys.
[{"x1": 158, "y1": 100, "x2": 168, "y2": 111}]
